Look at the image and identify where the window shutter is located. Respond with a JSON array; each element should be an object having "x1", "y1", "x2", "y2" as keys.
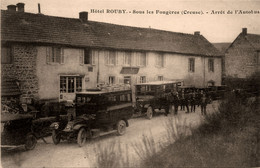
[
  {"x1": 92, "y1": 50, "x2": 96, "y2": 65},
  {"x1": 46, "y1": 47, "x2": 50, "y2": 64},
  {"x1": 105, "y1": 51, "x2": 109, "y2": 65},
  {"x1": 115, "y1": 51, "x2": 119, "y2": 65},
  {"x1": 60, "y1": 48, "x2": 64, "y2": 64},
  {"x1": 188, "y1": 59, "x2": 190, "y2": 72},
  {"x1": 193, "y1": 59, "x2": 195, "y2": 72},
  {"x1": 79, "y1": 49, "x2": 83, "y2": 65},
  {"x1": 136, "y1": 76, "x2": 140, "y2": 84},
  {"x1": 146, "y1": 53, "x2": 148, "y2": 66},
  {"x1": 163, "y1": 54, "x2": 166, "y2": 67},
  {"x1": 212, "y1": 59, "x2": 214, "y2": 72}
]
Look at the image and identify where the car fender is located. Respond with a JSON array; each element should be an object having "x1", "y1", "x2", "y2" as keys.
[
  {"x1": 144, "y1": 104, "x2": 151, "y2": 109},
  {"x1": 73, "y1": 124, "x2": 87, "y2": 131},
  {"x1": 123, "y1": 119, "x2": 129, "y2": 127}
]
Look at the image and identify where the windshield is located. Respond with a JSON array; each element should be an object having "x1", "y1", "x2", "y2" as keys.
[{"x1": 136, "y1": 85, "x2": 157, "y2": 96}]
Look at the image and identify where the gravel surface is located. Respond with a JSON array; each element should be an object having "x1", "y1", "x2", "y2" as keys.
[{"x1": 1, "y1": 101, "x2": 219, "y2": 168}]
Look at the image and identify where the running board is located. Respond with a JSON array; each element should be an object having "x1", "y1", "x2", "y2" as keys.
[{"x1": 91, "y1": 129, "x2": 117, "y2": 138}]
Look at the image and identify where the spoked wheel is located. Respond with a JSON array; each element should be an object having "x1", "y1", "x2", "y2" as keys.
[
  {"x1": 25, "y1": 133, "x2": 37, "y2": 150},
  {"x1": 77, "y1": 128, "x2": 87, "y2": 147},
  {"x1": 117, "y1": 120, "x2": 127, "y2": 136},
  {"x1": 52, "y1": 130, "x2": 61, "y2": 145},
  {"x1": 146, "y1": 106, "x2": 153, "y2": 120}
]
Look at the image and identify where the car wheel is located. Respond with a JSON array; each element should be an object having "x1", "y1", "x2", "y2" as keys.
[
  {"x1": 77, "y1": 128, "x2": 87, "y2": 147},
  {"x1": 25, "y1": 134, "x2": 37, "y2": 150},
  {"x1": 117, "y1": 120, "x2": 126, "y2": 136},
  {"x1": 146, "y1": 106, "x2": 153, "y2": 120},
  {"x1": 52, "y1": 130, "x2": 61, "y2": 145}
]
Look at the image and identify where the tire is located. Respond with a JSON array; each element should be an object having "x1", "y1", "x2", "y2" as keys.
[
  {"x1": 117, "y1": 120, "x2": 126, "y2": 136},
  {"x1": 52, "y1": 130, "x2": 61, "y2": 145},
  {"x1": 25, "y1": 134, "x2": 37, "y2": 150},
  {"x1": 77, "y1": 128, "x2": 87, "y2": 147},
  {"x1": 146, "y1": 106, "x2": 153, "y2": 120}
]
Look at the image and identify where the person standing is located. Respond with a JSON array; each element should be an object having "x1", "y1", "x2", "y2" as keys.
[
  {"x1": 173, "y1": 91, "x2": 180, "y2": 115},
  {"x1": 180, "y1": 90, "x2": 185, "y2": 111},
  {"x1": 190, "y1": 91, "x2": 196, "y2": 112},
  {"x1": 184, "y1": 91, "x2": 190, "y2": 113},
  {"x1": 201, "y1": 93, "x2": 208, "y2": 116}
]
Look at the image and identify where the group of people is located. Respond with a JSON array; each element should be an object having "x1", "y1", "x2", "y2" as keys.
[{"x1": 169, "y1": 89, "x2": 210, "y2": 116}]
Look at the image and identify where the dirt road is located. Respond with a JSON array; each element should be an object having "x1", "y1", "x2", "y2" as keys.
[{"x1": 1, "y1": 101, "x2": 219, "y2": 168}]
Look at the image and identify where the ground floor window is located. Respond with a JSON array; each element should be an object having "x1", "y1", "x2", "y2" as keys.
[
  {"x1": 109, "y1": 76, "x2": 115, "y2": 85},
  {"x1": 60, "y1": 76, "x2": 83, "y2": 93}
]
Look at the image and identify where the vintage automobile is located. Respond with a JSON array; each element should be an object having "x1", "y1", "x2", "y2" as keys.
[
  {"x1": 1, "y1": 113, "x2": 37, "y2": 150},
  {"x1": 135, "y1": 81, "x2": 181, "y2": 119},
  {"x1": 50, "y1": 88, "x2": 133, "y2": 147},
  {"x1": 208, "y1": 85, "x2": 227, "y2": 100}
]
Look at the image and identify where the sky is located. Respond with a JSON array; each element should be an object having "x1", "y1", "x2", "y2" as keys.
[{"x1": 1, "y1": 0, "x2": 260, "y2": 43}]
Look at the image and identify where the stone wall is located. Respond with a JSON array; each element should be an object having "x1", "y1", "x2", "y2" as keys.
[
  {"x1": 225, "y1": 34, "x2": 258, "y2": 78},
  {"x1": 1, "y1": 44, "x2": 38, "y2": 100}
]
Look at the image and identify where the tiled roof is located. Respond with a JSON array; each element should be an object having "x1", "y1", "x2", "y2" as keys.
[
  {"x1": 246, "y1": 34, "x2": 260, "y2": 50},
  {"x1": 213, "y1": 43, "x2": 231, "y2": 55},
  {"x1": 1, "y1": 10, "x2": 222, "y2": 57}
]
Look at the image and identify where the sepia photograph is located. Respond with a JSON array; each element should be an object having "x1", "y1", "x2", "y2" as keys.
[{"x1": 1, "y1": 0, "x2": 259, "y2": 167}]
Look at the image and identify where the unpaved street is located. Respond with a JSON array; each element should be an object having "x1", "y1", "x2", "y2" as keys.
[{"x1": 1, "y1": 101, "x2": 219, "y2": 168}]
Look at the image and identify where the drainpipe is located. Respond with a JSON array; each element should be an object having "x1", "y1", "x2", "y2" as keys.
[
  {"x1": 203, "y1": 57, "x2": 206, "y2": 87},
  {"x1": 97, "y1": 50, "x2": 100, "y2": 84}
]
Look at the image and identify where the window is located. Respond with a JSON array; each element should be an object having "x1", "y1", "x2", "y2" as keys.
[
  {"x1": 137, "y1": 52, "x2": 146, "y2": 66},
  {"x1": 140, "y1": 76, "x2": 146, "y2": 83},
  {"x1": 1, "y1": 46, "x2": 12, "y2": 64},
  {"x1": 84, "y1": 49, "x2": 91, "y2": 64},
  {"x1": 109, "y1": 76, "x2": 115, "y2": 85},
  {"x1": 124, "y1": 76, "x2": 131, "y2": 84},
  {"x1": 124, "y1": 52, "x2": 131, "y2": 65},
  {"x1": 83, "y1": 49, "x2": 96, "y2": 65},
  {"x1": 208, "y1": 59, "x2": 214, "y2": 72},
  {"x1": 60, "y1": 76, "x2": 82, "y2": 93},
  {"x1": 156, "y1": 53, "x2": 164, "y2": 67},
  {"x1": 106, "y1": 51, "x2": 116, "y2": 65},
  {"x1": 188, "y1": 58, "x2": 195, "y2": 72},
  {"x1": 46, "y1": 47, "x2": 64, "y2": 64},
  {"x1": 158, "y1": 76, "x2": 163, "y2": 81},
  {"x1": 76, "y1": 77, "x2": 82, "y2": 92}
]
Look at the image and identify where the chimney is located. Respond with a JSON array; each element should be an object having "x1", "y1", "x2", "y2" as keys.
[
  {"x1": 194, "y1": 31, "x2": 200, "y2": 36},
  {"x1": 242, "y1": 28, "x2": 247, "y2": 35},
  {"x1": 17, "y1": 3, "x2": 25, "y2": 12},
  {"x1": 38, "y1": 3, "x2": 41, "y2": 14},
  {"x1": 79, "y1": 12, "x2": 88, "y2": 22},
  {"x1": 7, "y1": 5, "x2": 17, "y2": 12}
]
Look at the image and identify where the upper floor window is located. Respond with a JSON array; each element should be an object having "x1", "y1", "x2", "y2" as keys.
[
  {"x1": 82, "y1": 49, "x2": 96, "y2": 65},
  {"x1": 156, "y1": 53, "x2": 165, "y2": 67},
  {"x1": 46, "y1": 47, "x2": 64, "y2": 64},
  {"x1": 208, "y1": 59, "x2": 214, "y2": 72},
  {"x1": 140, "y1": 76, "x2": 146, "y2": 83},
  {"x1": 158, "y1": 76, "x2": 163, "y2": 81},
  {"x1": 1, "y1": 46, "x2": 12, "y2": 64},
  {"x1": 106, "y1": 51, "x2": 116, "y2": 65},
  {"x1": 137, "y1": 52, "x2": 146, "y2": 66},
  {"x1": 188, "y1": 58, "x2": 195, "y2": 72},
  {"x1": 124, "y1": 52, "x2": 131, "y2": 66}
]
